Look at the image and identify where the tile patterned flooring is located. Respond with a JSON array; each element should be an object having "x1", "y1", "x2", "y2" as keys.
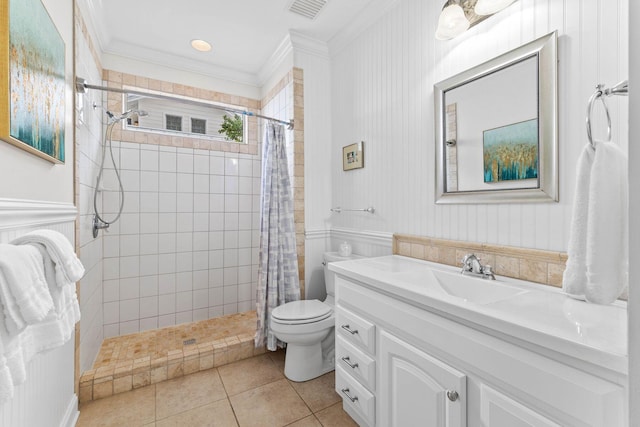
[
  {"x1": 76, "y1": 350, "x2": 358, "y2": 427},
  {"x1": 80, "y1": 312, "x2": 260, "y2": 402}
]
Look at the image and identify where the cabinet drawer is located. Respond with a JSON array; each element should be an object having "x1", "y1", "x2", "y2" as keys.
[
  {"x1": 336, "y1": 335, "x2": 376, "y2": 391},
  {"x1": 336, "y1": 366, "x2": 375, "y2": 427},
  {"x1": 336, "y1": 307, "x2": 376, "y2": 354}
]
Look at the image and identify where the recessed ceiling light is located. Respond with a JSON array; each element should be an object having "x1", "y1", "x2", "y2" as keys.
[{"x1": 191, "y1": 39, "x2": 212, "y2": 52}]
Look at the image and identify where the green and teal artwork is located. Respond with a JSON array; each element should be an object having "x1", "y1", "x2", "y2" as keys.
[
  {"x1": 8, "y1": 0, "x2": 65, "y2": 162},
  {"x1": 483, "y1": 119, "x2": 538, "y2": 183}
]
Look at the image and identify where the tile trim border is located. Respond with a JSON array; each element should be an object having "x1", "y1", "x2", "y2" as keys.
[{"x1": 79, "y1": 333, "x2": 266, "y2": 403}]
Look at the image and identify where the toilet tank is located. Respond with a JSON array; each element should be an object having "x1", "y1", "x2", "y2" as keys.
[{"x1": 323, "y1": 251, "x2": 362, "y2": 297}]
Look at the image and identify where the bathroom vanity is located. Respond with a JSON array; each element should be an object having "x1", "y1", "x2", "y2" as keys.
[{"x1": 330, "y1": 256, "x2": 627, "y2": 427}]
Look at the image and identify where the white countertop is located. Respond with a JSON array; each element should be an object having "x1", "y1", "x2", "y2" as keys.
[{"x1": 329, "y1": 255, "x2": 628, "y2": 376}]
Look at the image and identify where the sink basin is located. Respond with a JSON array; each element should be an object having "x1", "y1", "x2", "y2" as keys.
[{"x1": 430, "y1": 269, "x2": 528, "y2": 304}]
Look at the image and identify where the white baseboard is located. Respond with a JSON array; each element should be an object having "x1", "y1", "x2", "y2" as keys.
[{"x1": 61, "y1": 394, "x2": 79, "y2": 427}]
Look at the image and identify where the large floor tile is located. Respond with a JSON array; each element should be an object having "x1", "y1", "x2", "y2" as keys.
[
  {"x1": 289, "y1": 372, "x2": 340, "y2": 413},
  {"x1": 156, "y1": 399, "x2": 239, "y2": 427},
  {"x1": 285, "y1": 415, "x2": 322, "y2": 426},
  {"x1": 76, "y1": 386, "x2": 156, "y2": 427},
  {"x1": 218, "y1": 353, "x2": 284, "y2": 396},
  {"x1": 156, "y1": 369, "x2": 227, "y2": 419},
  {"x1": 268, "y1": 348, "x2": 286, "y2": 371},
  {"x1": 314, "y1": 402, "x2": 358, "y2": 427},
  {"x1": 230, "y1": 378, "x2": 311, "y2": 427}
]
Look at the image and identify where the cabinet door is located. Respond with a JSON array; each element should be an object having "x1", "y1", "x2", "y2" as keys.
[
  {"x1": 480, "y1": 384, "x2": 561, "y2": 427},
  {"x1": 380, "y1": 331, "x2": 466, "y2": 427}
]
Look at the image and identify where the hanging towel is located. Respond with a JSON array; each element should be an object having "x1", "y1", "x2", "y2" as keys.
[
  {"x1": 0, "y1": 312, "x2": 26, "y2": 388},
  {"x1": 563, "y1": 145, "x2": 595, "y2": 298},
  {"x1": 0, "y1": 350, "x2": 13, "y2": 404},
  {"x1": 585, "y1": 141, "x2": 628, "y2": 303},
  {"x1": 563, "y1": 141, "x2": 628, "y2": 304},
  {"x1": 12, "y1": 229, "x2": 85, "y2": 287},
  {"x1": 0, "y1": 245, "x2": 54, "y2": 334},
  {"x1": 20, "y1": 244, "x2": 80, "y2": 359}
]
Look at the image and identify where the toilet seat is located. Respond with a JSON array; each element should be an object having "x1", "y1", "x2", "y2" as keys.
[{"x1": 271, "y1": 300, "x2": 332, "y2": 325}]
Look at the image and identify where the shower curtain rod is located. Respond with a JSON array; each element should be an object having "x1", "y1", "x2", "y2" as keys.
[{"x1": 75, "y1": 77, "x2": 294, "y2": 129}]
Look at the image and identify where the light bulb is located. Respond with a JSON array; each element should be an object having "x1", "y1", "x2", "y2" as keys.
[
  {"x1": 435, "y1": 2, "x2": 470, "y2": 40},
  {"x1": 474, "y1": 0, "x2": 516, "y2": 16}
]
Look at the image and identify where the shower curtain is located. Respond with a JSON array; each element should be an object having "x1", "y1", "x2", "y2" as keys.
[{"x1": 255, "y1": 122, "x2": 300, "y2": 351}]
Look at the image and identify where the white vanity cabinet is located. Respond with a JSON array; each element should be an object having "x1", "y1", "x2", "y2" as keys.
[
  {"x1": 379, "y1": 330, "x2": 466, "y2": 427},
  {"x1": 333, "y1": 266, "x2": 627, "y2": 427}
]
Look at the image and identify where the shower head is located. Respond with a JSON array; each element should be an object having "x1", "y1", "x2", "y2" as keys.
[{"x1": 106, "y1": 109, "x2": 149, "y2": 124}]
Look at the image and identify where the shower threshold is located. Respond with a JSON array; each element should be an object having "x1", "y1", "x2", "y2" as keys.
[{"x1": 79, "y1": 311, "x2": 262, "y2": 403}]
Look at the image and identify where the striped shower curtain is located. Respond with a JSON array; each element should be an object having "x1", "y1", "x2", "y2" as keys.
[{"x1": 255, "y1": 122, "x2": 300, "y2": 351}]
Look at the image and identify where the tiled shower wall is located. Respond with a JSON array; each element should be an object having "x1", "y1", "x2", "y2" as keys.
[
  {"x1": 75, "y1": 4, "x2": 105, "y2": 373},
  {"x1": 100, "y1": 142, "x2": 261, "y2": 337}
]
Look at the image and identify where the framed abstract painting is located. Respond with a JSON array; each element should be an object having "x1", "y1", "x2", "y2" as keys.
[{"x1": 0, "y1": 0, "x2": 65, "y2": 163}]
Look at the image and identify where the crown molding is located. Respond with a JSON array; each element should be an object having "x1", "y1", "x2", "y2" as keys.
[
  {"x1": 289, "y1": 31, "x2": 330, "y2": 59},
  {"x1": 102, "y1": 42, "x2": 261, "y2": 88},
  {"x1": 76, "y1": 0, "x2": 110, "y2": 54},
  {"x1": 257, "y1": 33, "x2": 295, "y2": 87},
  {"x1": 328, "y1": 0, "x2": 402, "y2": 57}
]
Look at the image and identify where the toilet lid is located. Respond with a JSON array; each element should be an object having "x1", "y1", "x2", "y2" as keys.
[{"x1": 271, "y1": 300, "x2": 332, "y2": 324}]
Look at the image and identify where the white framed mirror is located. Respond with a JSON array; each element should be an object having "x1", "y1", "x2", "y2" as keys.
[{"x1": 434, "y1": 31, "x2": 558, "y2": 204}]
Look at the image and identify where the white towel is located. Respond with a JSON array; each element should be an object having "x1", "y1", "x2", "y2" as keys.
[
  {"x1": 585, "y1": 141, "x2": 628, "y2": 303},
  {"x1": 20, "y1": 244, "x2": 80, "y2": 359},
  {"x1": 0, "y1": 352, "x2": 14, "y2": 404},
  {"x1": 0, "y1": 312, "x2": 26, "y2": 388},
  {"x1": 563, "y1": 142, "x2": 628, "y2": 304},
  {"x1": 563, "y1": 145, "x2": 594, "y2": 298},
  {"x1": 12, "y1": 230, "x2": 85, "y2": 287},
  {"x1": 0, "y1": 245, "x2": 54, "y2": 334}
]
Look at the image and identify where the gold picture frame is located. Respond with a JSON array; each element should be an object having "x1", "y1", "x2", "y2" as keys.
[
  {"x1": 343, "y1": 141, "x2": 364, "y2": 171},
  {"x1": 0, "y1": 0, "x2": 66, "y2": 163}
]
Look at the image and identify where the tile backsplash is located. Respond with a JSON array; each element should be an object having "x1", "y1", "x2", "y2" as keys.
[{"x1": 393, "y1": 234, "x2": 568, "y2": 288}]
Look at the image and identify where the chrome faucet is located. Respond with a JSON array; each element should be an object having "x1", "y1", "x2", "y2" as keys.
[{"x1": 460, "y1": 254, "x2": 495, "y2": 280}]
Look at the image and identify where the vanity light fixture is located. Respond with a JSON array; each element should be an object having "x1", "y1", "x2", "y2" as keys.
[
  {"x1": 435, "y1": 0, "x2": 470, "y2": 41},
  {"x1": 190, "y1": 39, "x2": 212, "y2": 52},
  {"x1": 474, "y1": 0, "x2": 516, "y2": 15},
  {"x1": 435, "y1": 0, "x2": 516, "y2": 40}
]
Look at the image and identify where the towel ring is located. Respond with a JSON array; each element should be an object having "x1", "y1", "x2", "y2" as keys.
[{"x1": 585, "y1": 84, "x2": 612, "y2": 148}]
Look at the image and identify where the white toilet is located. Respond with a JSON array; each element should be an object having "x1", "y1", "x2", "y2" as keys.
[{"x1": 270, "y1": 251, "x2": 360, "y2": 382}]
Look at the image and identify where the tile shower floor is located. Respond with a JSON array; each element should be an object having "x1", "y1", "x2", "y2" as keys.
[
  {"x1": 80, "y1": 311, "x2": 260, "y2": 402},
  {"x1": 76, "y1": 350, "x2": 357, "y2": 427}
]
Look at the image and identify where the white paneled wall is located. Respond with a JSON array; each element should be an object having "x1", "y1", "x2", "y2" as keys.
[
  {"x1": 0, "y1": 209, "x2": 78, "y2": 427},
  {"x1": 75, "y1": 14, "x2": 104, "y2": 373},
  {"x1": 100, "y1": 142, "x2": 261, "y2": 337},
  {"x1": 330, "y1": 0, "x2": 628, "y2": 252}
]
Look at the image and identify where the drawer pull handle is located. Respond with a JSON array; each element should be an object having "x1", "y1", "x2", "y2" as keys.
[
  {"x1": 341, "y1": 324, "x2": 359, "y2": 335},
  {"x1": 341, "y1": 356, "x2": 359, "y2": 369},
  {"x1": 447, "y1": 390, "x2": 459, "y2": 402},
  {"x1": 341, "y1": 388, "x2": 359, "y2": 403}
]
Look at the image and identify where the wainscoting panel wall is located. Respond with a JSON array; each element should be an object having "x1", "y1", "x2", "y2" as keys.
[{"x1": 0, "y1": 199, "x2": 79, "y2": 427}]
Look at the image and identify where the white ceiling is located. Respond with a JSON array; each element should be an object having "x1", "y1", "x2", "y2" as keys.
[{"x1": 84, "y1": 0, "x2": 375, "y2": 82}]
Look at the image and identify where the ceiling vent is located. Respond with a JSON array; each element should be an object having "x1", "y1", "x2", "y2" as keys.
[{"x1": 288, "y1": 0, "x2": 327, "y2": 20}]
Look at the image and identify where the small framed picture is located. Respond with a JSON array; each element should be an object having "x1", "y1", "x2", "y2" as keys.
[{"x1": 343, "y1": 141, "x2": 364, "y2": 171}]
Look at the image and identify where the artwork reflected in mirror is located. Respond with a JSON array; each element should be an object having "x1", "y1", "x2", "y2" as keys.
[
  {"x1": 483, "y1": 118, "x2": 538, "y2": 183},
  {"x1": 434, "y1": 31, "x2": 558, "y2": 204}
]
